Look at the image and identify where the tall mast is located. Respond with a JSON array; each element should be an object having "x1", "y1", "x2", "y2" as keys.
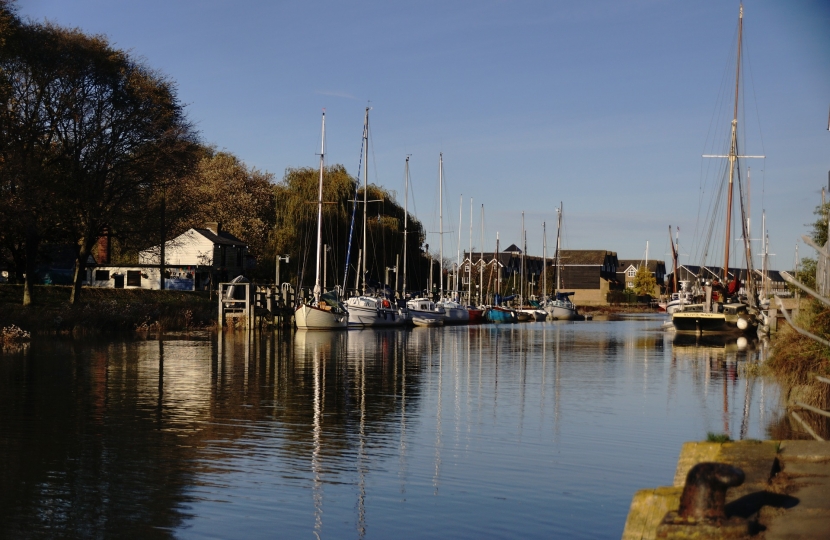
[
  {"x1": 669, "y1": 225, "x2": 678, "y2": 293},
  {"x1": 496, "y1": 232, "x2": 500, "y2": 297},
  {"x1": 469, "y1": 197, "x2": 473, "y2": 304},
  {"x1": 479, "y1": 204, "x2": 484, "y2": 305},
  {"x1": 361, "y1": 107, "x2": 370, "y2": 295},
  {"x1": 555, "y1": 203, "x2": 563, "y2": 291},
  {"x1": 521, "y1": 211, "x2": 525, "y2": 304},
  {"x1": 439, "y1": 153, "x2": 444, "y2": 299},
  {"x1": 314, "y1": 111, "x2": 326, "y2": 303},
  {"x1": 723, "y1": 3, "x2": 743, "y2": 282},
  {"x1": 457, "y1": 194, "x2": 463, "y2": 298},
  {"x1": 403, "y1": 156, "x2": 409, "y2": 299},
  {"x1": 543, "y1": 222, "x2": 547, "y2": 300}
]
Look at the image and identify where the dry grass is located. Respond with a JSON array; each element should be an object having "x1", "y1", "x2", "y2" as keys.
[{"x1": 766, "y1": 300, "x2": 830, "y2": 409}]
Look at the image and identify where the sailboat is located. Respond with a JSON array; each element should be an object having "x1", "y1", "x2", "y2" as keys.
[
  {"x1": 544, "y1": 202, "x2": 580, "y2": 320},
  {"x1": 434, "y1": 155, "x2": 469, "y2": 324},
  {"x1": 672, "y1": 4, "x2": 761, "y2": 335},
  {"x1": 295, "y1": 111, "x2": 349, "y2": 330},
  {"x1": 345, "y1": 108, "x2": 407, "y2": 327},
  {"x1": 403, "y1": 155, "x2": 445, "y2": 326}
]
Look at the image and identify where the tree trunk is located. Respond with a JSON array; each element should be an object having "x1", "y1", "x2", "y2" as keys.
[
  {"x1": 22, "y1": 229, "x2": 40, "y2": 306},
  {"x1": 70, "y1": 239, "x2": 92, "y2": 305}
]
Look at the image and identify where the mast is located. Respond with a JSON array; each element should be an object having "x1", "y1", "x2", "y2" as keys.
[
  {"x1": 479, "y1": 205, "x2": 484, "y2": 305},
  {"x1": 361, "y1": 108, "x2": 370, "y2": 295},
  {"x1": 313, "y1": 111, "x2": 326, "y2": 303},
  {"x1": 439, "y1": 153, "x2": 444, "y2": 300},
  {"x1": 402, "y1": 156, "x2": 409, "y2": 299},
  {"x1": 555, "y1": 203, "x2": 563, "y2": 292},
  {"x1": 723, "y1": 3, "x2": 743, "y2": 282},
  {"x1": 521, "y1": 211, "x2": 525, "y2": 305},
  {"x1": 496, "y1": 232, "x2": 501, "y2": 298},
  {"x1": 457, "y1": 194, "x2": 463, "y2": 299},
  {"x1": 543, "y1": 222, "x2": 547, "y2": 300},
  {"x1": 469, "y1": 197, "x2": 473, "y2": 305},
  {"x1": 669, "y1": 225, "x2": 678, "y2": 293}
]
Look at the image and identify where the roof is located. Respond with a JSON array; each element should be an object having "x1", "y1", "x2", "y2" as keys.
[
  {"x1": 617, "y1": 259, "x2": 665, "y2": 273},
  {"x1": 558, "y1": 250, "x2": 616, "y2": 265},
  {"x1": 503, "y1": 244, "x2": 522, "y2": 254},
  {"x1": 193, "y1": 228, "x2": 246, "y2": 247}
]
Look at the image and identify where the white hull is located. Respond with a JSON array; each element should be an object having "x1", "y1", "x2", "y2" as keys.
[
  {"x1": 520, "y1": 309, "x2": 547, "y2": 322},
  {"x1": 411, "y1": 314, "x2": 443, "y2": 327},
  {"x1": 545, "y1": 305, "x2": 579, "y2": 320},
  {"x1": 295, "y1": 304, "x2": 349, "y2": 330},
  {"x1": 346, "y1": 297, "x2": 406, "y2": 327}
]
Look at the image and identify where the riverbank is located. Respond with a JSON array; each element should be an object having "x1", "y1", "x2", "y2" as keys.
[{"x1": 0, "y1": 285, "x2": 216, "y2": 335}]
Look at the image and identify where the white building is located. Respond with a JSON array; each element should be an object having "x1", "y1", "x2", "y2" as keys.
[{"x1": 88, "y1": 222, "x2": 249, "y2": 291}]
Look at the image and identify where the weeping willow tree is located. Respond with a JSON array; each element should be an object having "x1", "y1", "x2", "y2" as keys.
[{"x1": 271, "y1": 165, "x2": 430, "y2": 295}]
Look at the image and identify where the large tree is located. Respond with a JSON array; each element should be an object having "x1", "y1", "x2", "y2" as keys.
[{"x1": 41, "y1": 24, "x2": 197, "y2": 304}]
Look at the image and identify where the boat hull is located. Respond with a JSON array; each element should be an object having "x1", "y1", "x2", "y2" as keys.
[
  {"x1": 487, "y1": 307, "x2": 518, "y2": 323},
  {"x1": 442, "y1": 307, "x2": 470, "y2": 324},
  {"x1": 295, "y1": 304, "x2": 349, "y2": 330},
  {"x1": 467, "y1": 309, "x2": 484, "y2": 324},
  {"x1": 671, "y1": 306, "x2": 756, "y2": 335},
  {"x1": 345, "y1": 299, "x2": 406, "y2": 327}
]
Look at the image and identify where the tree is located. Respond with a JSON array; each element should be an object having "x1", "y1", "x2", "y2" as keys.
[
  {"x1": 38, "y1": 25, "x2": 197, "y2": 304},
  {"x1": 633, "y1": 265, "x2": 656, "y2": 296}
]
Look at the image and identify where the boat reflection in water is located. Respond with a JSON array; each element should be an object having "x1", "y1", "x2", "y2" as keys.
[{"x1": 0, "y1": 319, "x2": 785, "y2": 539}]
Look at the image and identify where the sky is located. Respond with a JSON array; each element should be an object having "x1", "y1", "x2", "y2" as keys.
[{"x1": 14, "y1": 0, "x2": 830, "y2": 268}]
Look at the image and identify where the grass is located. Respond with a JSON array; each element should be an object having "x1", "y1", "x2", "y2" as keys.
[
  {"x1": 706, "y1": 432, "x2": 732, "y2": 443},
  {"x1": 765, "y1": 299, "x2": 830, "y2": 409},
  {"x1": 0, "y1": 284, "x2": 217, "y2": 335}
]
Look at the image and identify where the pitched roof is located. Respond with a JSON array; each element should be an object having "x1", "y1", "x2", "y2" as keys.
[
  {"x1": 503, "y1": 244, "x2": 522, "y2": 254},
  {"x1": 559, "y1": 250, "x2": 615, "y2": 265},
  {"x1": 193, "y1": 228, "x2": 246, "y2": 247}
]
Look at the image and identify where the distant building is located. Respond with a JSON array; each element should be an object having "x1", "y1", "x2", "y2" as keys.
[
  {"x1": 464, "y1": 247, "x2": 620, "y2": 305},
  {"x1": 616, "y1": 259, "x2": 666, "y2": 293},
  {"x1": 88, "y1": 222, "x2": 249, "y2": 291}
]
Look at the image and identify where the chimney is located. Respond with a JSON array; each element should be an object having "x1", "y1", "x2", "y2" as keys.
[
  {"x1": 205, "y1": 222, "x2": 220, "y2": 235},
  {"x1": 97, "y1": 229, "x2": 110, "y2": 264}
]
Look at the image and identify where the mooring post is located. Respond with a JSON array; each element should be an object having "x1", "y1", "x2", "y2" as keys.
[{"x1": 218, "y1": 283, "x2": 224, "y2": 328}]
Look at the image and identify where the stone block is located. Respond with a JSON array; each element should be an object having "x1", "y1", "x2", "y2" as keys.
[{"x1": 621, "y1": 486, "x2": 682, "y2": 540}]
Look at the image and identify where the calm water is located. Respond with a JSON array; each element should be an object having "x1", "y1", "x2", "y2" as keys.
[{"x1": 0, "y1": 315, "x2": 783, "y2": 539}]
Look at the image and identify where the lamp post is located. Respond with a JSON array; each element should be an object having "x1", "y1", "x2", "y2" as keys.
[{"x1": 275, "y1": 254, "x2": 290, "y2": 287}]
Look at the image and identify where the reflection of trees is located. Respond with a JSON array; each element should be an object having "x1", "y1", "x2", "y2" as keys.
[{"x1": 0, "y1": 340, "x2": 195, "y2": 537}]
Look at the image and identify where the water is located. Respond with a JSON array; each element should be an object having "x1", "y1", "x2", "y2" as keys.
[{"x1": 0, "y1": 315, "x2": 783, "y2": 539}]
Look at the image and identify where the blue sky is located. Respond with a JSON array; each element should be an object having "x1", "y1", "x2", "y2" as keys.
[{"x1": 16, "y1": 0, "x2": 830, "y2": 267}]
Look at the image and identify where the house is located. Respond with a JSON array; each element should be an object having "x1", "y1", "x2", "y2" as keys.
[
  {"x1": 557, "y1": 250, "x2": 621, "y2": 305},
  {"x1": 461, "y1": 247, "x2": 620, "y2": 305},
  {"x1": 664, "y1": 264, "x2": 789, "y2": 298},
  {"x1": 616, "y1": 259, "x2": 666, "y2": 293},
  {"x1": 87, "y1": 222, "x2": 248, "y2": 291}
]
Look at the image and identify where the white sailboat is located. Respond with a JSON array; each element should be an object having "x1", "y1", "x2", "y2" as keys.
[
  {"x1": 545, "y1": 202, "x2": 580, "y2": 320},
  {"x1": 295, "y1": 111, "x2": 349, "y2": 330},
  {"x1": 345, "y1": 108, "x2": 407, "y2": 327},
  {"x1": 434, "y1": 155, "x2": 469, "y2": 324}
]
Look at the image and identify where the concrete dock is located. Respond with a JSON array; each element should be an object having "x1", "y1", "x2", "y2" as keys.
[{"x1": 622, "y1": 440, "x2": 830, "y2": 539}]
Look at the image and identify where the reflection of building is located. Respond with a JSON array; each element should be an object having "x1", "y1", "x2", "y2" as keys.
[{"x1": 87, "y1": 222, "x2": 249, "y2": 291}]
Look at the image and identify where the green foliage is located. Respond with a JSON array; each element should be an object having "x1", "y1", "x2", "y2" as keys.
[
  {"x1": 633, "y1": 265, "x2": 657, "y2": 296},
  {"x1": 809, "y1": 202, "x2": 830, "y2": 247},
  {"x1": 706, "y1": 432, "x2": 731, "y2": 443},
  {"x1": 271, "y1": 166, "x2": 429, "y2": 293}
]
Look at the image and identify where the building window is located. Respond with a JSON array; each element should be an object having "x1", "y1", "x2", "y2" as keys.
[
  {"x1": 95, "y1": 270, "x2": 110, "y2": 281},
  {"x1": 627, "y1": 268, "x2": 636, "y2": 277},
  {"x1": 127, "y1": 270, "x2": 142, "y2": 287},
  {"x1": 236, "y1": 247, "x2": 243, "y2": 267},
  {"x1": 627, "y1": 281, "x2": 634, "y2": 288}
]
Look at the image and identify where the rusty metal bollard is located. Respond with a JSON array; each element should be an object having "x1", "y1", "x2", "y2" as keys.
[
  {"x1": 678, "y1": 462, "x2": 745, "y2": 521},
  {"x1": 657, "y1": 462, "x2": 750, "y2": 539}
]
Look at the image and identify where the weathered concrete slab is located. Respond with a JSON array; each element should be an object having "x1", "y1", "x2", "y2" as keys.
[
  {"x1": 627, "y1": 440, "x2": 830, "y2": 540},
  {"x1": 621, "y1": 486, "x2": 682, "y2": 540}
]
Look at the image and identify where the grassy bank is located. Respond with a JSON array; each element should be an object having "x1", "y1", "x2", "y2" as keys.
[
  {"x1": 766, "y1": 299, "x2": 830, "y2": 411},
  {"x1": 0, "y1": 285, "x2": 216, "y2": 335}
]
